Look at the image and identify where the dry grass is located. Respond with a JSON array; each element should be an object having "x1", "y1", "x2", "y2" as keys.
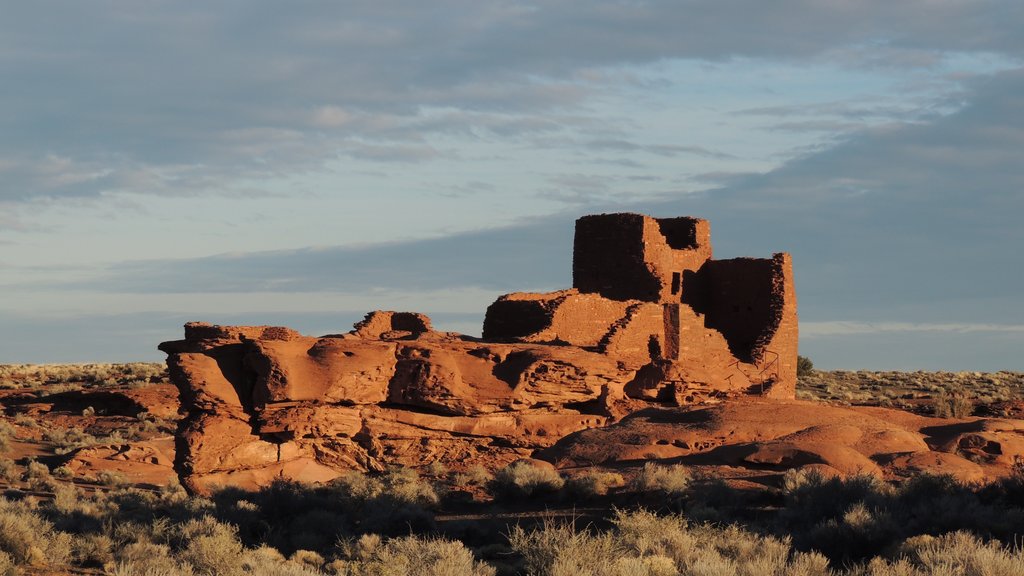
[
  {"x1": 0, "y1": 362, "x2": 166, "y2": 390},
  {"x1": 797, "y1": 370, "x2": 1024, "y2": 415}
]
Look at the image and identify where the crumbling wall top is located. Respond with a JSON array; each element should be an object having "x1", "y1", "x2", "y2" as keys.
[{"x1": 572, "y1": 213, "x2": 712, "y2": 302}]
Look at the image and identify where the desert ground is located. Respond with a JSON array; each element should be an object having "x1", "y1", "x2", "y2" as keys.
[{"x1": 1, "y1": 362, "x2": 1023, "y2": 575}]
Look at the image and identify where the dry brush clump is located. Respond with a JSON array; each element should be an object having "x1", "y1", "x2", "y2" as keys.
[
  {"x1": 932, "y1": 389, "x2": 974, "y2": 418},
  {"x1": 630, "y1": 463, "x2": 691, "y2": 497},
  {"x1": 489, "y1": 461, "x2": 565, "y2": 500},
  {"x1": 330, "y1": 533, "x2": 496, "y2": 576},
  {"x1": 564, "y1": 470, "x2": 626, "y2": 499}
]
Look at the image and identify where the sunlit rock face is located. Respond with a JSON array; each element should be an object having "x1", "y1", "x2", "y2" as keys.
[{"x1": 160, "y1": 213, "x2": 799, "y2": 493}]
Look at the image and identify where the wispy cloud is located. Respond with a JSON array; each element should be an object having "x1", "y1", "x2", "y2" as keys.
[{"x1": 2, "y1": 1, "x2": 1021, "y2": 204}]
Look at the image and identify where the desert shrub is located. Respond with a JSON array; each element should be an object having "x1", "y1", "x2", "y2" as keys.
[
  {"x1": 112, "y1": 540, "x2": 183, "y2": 574},
  {"x1": 889, "y1": 473, "x2": 1024, "y2": 539},
  {"x1": 985, "y1": 459, "x2": 1024, "y2": 504},
  {"x1": 773, "y1": 470, "x2": 1024, "y2": 563},
  {"x1": 630, "y1": 463, "x2": 691, "y2": 496},
  {"x1": 564, "y1": 471, "x2": 625, "y2": 499},
  {"x1": 176, "y1": 516, "x2": 245, "y2": 576},
  {"x1": 509, "y1": 509, "x2": 832, "y2": 576},
  {"x1": 933, "y1": 390, "x2": 973, "y2": 418},
  {"x1": 288, "y1": 549, "x2": 325, "y2": 571},
  {"x1": 22, "y1": 459, "x2": 58, "y2": 491},
  {"x1": 797, "y1": 355, "x2": 815, "y2": 377},
  {"x1": 239, "y1": 544, "x2": 325, "y2": 575},
  {"x1": 43, "y1": 426, "x2": 100, "y2": 455},
  {"x1": 328, "y1": 468, "x2": 439, "y2": 535},
  {"x1": 214, "y1": 472, "x2": 439, "y2": 553},
  {"x1": 801, "y1": 501, "x2": 899, "y2": 564},
  {"x1": 452, "y1": 465, "x2": 493, "y2": 488},
  {"x1": 72, "y1": 532, "x2": 115, "y2": 567},
  {"x1": 423, "y1": 461, "x2": 449, "y2": 478},
  {"x1": 780, "y1": 471, "x2": 888, "y2": 525},
  {"x1": 286, "y1": 509, "x2": 348, "y2": 553},
  {"x1": 331, "y1": 467, "x2": 439, "y2": 508},
  {"x1": 777, "y1": 472, "x2": 894, "y2": 562},
  {"x1": 489, "y1": 462, "x2": 565, "y2": 499},
  {"x1": 97, "y1": 470, "x2": 129, "y2": 487},
  {"x1": 52, "y1": 464, "x2": 73, "y2": 479},
  {"x1": 0, "y1": 498, "x2": 72, "y2": 567},
  {"x1": 332, "y1": 534, "x2": 493, "y2": 576},
  {"x1": 288, "y1": 548, "x2": 324, "y2": 567},
  {"x1": 508, "y1": 521, "x2": 623, "y2": 576},
  {"x1": 0, "y1": 459, "x2": 17, "y2": 484},
  {"x1": 0, "y1": 422, "x2": 15, "y2": 455},
  {"x1": 880, "y1": 528, "x2": 1024, "y2": 573},
  {"x1": 11, "y1": 415, "x2": 36, "y2": 428},
  {"x1": 0, "y1": 551, "x2": 14, "y2": 576},
  {"x1": 684, "y1": 477, "x2": 770, "y2": 524},
  {"x1": 335, "y1": 533, "x2": 383, "y2": 563}
]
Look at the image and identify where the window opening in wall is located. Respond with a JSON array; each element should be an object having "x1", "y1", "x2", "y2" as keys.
[{"x1": 671, "y1": 272, "x2": 681, "y2": 295}]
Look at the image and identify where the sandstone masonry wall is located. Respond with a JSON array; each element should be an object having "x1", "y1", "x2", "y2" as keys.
[{"x1": 162, "y1": 214, "x2": 798, "y2": 492}]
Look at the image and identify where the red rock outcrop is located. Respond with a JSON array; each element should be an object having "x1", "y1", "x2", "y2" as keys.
[
  {"x1": 160, "y1": 214, "x2": 802, "y2": 492},
  {"x1": 540, "y1": 399, "x2": 1024, "y2": 484}
]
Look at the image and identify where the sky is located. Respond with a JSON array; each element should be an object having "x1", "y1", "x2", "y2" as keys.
[{"x1": 1, "y1": 1, "x2": 1022, "y2": 370}]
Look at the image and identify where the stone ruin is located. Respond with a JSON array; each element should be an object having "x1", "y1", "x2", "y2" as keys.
[{"x1": 160, "y1": 213, "x2": 798, "y2": 493}]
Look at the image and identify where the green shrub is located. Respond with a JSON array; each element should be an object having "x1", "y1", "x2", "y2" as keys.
[
  {"x1": 797, "y1": 356, "x2": 815, "y2": 377},
  {"x1": 489, "y1": 462, "x2": 565, "y2": 499}
]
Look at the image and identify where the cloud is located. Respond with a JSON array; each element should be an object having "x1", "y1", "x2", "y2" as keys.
[
  {"x1": 585, "y1": 139, "x2": 735, "y2": 159},
  {"x1": 25, "y1": 64, "x2": 1019, "y2": 331},
  {"x1": 3, "y1": 1, "x2": 1022, "y2": 203},
  {"x1": 657, "y1": 68, "x2": 1024, "y2": 324}
]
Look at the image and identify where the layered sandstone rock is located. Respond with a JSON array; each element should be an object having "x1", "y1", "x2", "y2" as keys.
[
  {"x1": 161, "y1": 214, "x2": 803, "y2": 492},
  {"x1": 540, "y1": 399, "x2": 1024, "y2": 484}
]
